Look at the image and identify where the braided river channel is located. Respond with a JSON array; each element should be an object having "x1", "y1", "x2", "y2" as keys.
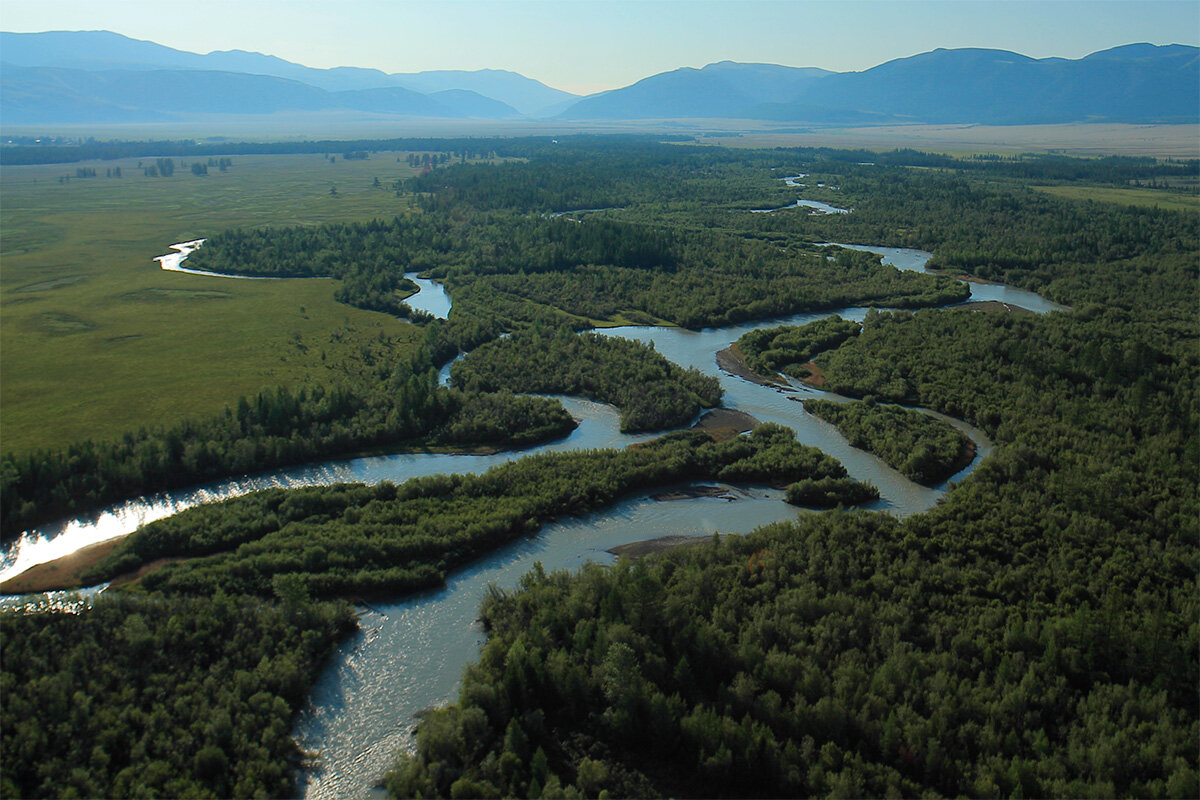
[{"x1": 0, "y1": 244, "x2": 1065, "y2": 798}]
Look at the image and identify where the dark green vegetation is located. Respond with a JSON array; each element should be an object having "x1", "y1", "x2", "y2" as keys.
[
  {"x1": 0, "y1": 360, "x2": 575, "y2": 540},
  {"x1": 388, "y1": 508, "x2": 1197, "y2": 799},
  {"x1": 381, "y1": 141, "x2": 1198, "y2": 797},
  {"x1": 802, "y1": 398, "x2": 972, "y2": 485},
  {"x1": 2, "y1": 141, "x2": 974, "y2": 535},
  {"x1": 80, "y1": 424, "x2": 862, "y2": 598},
  {"x1": 735, "y1": 315, "x2": 860, "y2": 379},
  {"x1": 1, "y1": 593, "x2": 356, "y2": 799},
  {"x1": 450, "y1": 326, "x2": 722, "y2": 432},
  {"x1": 3, "y1": 138, "x2": 1197, "y2": 798},
  {"x1": 784, "y1": 476, "x2": 880, "y2": 507},
  {"x1": 185, "y1": 205, "x2": 968, "y2": 333}
]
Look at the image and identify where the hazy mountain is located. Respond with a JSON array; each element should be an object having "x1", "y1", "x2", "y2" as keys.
[
  {"x1": 0, "y1": 64, "x2": 490, "y2": 124},
  {"x1": 389, "y1": 70, "x2": 578, "y2": 116},
  {"x1": 427, "y1": 89, "x2": 520, "y2": 119},
  {"x1": 0, "y1": 30, "x2": 573, "y2": 115},
  {"x1": 560, "y1": 62, "x2": 832, "y2": 119},
  {"x1": 772, "y1": 45, "x2": 1200, "y2": 124},
  {"x1": 2, "y1": 31, "x2": 1194, "y2": 127}
]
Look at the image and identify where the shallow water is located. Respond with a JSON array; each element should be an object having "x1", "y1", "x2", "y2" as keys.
[{"x1": 402, "y1": 273, "x2": 452, "y2": 320}]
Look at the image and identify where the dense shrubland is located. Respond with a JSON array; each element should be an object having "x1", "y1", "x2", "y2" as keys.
[
  {"x1": 450, "y1": 326, "x2": 722, "y2": 432},
  {"x1": 388, "y1": 299, "x2": 1199, "y2": 798},
  {"x1": 0, "y1": 360, "x2": 575, "y2": 541},
  {"x1": 78, "y1": 424, "x2": 867, "y2": 598},
  {"x1": 0, "y1": 593, "x2": 356, "y2": 799},
  {"x1": 802, "y1": 398, "x2": 972, "y2": 485},
  {"x1": 383, "y1": 141, "x2": 1199, "y2": 797},
  {"x1": 734, "y1": 315, "x2": 860, "y2": 379}
]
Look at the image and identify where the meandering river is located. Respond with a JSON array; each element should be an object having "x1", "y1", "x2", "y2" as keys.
[{"x1": 0, "y1": 241, "x2": 1065, "y2": 799}]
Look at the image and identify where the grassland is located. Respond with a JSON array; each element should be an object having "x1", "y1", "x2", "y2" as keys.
[
  {"x1": 701, "y1": 123, "x2": 1200, "y2": 158},
  {"x1": 1032, "y1": 184, "x2": 1200, "y2": 212},
  {"x1": 1, "y1": 152, "x2": 434, "y2": 456}
]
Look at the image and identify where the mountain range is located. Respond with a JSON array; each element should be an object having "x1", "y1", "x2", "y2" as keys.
[{"x1": 2, "y1": 30, "x2": 1196, "y2": 126}]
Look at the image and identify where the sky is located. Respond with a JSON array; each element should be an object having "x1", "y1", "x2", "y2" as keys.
[{"x1": 2, "y1": 0, "x2": 1197, "y2": 95}]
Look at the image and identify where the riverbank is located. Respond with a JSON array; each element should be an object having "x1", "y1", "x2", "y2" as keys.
[
  {"x1": 606, "y1": 534, "x2": 712, "y2": 560},
  {"x1": 0, "y1": 538, "x2": 121, "y2": 594},
  {"x1": 690, "y1": 408, "x2": 761, "y2": 440},
  {"x1": 716, "y1": 345, "x2": 791, "y2": 389}
]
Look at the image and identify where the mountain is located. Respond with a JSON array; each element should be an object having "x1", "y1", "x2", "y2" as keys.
[
  {"x1": 389, "y1": 70, "x2": 577, "y2": 116},
  {"x1": 426, "y1": 89, "x2": 520, "y2": 119},
  {"x1": 2, "y1": 31, "x2": 1194, "y2": 127},
  {"x1": 0, "y1": 30, "x2": 573, "y2": 116},
  {"x1": 772, "y1": 45, "x2": 1200, "y2": 124},
  {"x1": 560, "y1": 62, "x2": 832, "y2": 119},
  {"x1": 0, "y1": 64, "x2": 486, "y2": 124}
]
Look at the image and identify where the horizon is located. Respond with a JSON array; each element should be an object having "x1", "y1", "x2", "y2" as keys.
[{"x1": 2, "y1": 1, "x2": 1197, "y2": 95}]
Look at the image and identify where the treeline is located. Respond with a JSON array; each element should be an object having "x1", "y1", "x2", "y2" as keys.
[
  {"x1": 735, "y1": 315, "x2": 861, "y2": 379},
  {"x1": 450, "y1": 326, "x2": 721, "y2": 432},
  {"x1": 80, "y1": 424, "x2": 867, "y2": 598},
  {"x1": 802, "y1": 398, "x2": 972, "y2": 485},
  {"x1": 1, "y1": 592, "x2": 356, "y2": 799},
  {"x1": 446, "y1": 243, "x2": 968, "y2": 331},
  {"x1": 7, "y1": 134, "x2": 1193, "y2": 191},
  {"x1": 0, "y1": 362, "x2": 576, "y2": 540},
  {"x1": 0, "y1": 135, "x2": 553, "y2": 166}
]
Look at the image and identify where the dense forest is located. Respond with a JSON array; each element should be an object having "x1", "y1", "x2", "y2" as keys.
[
  {"x1": 734, "y1": 316, "x2": 861, "y2": 380},
  {"x1": 388, "y1": 307, "x2": 1198, "y2": 798},
  {"x1": 1, "y1": 593, "x2": 356, "y2": 799},
  {"x1": 79, "y1": 424, "x2": 867, "y2": 598},
  {"x1": 0, "y1": 360, "x2": 575, "y2": 541},
  {"x1": 379, "y1": 141, "x2": 1198, "y2": 796},
  {"x1": 184, "y1": 207, "x2": 969, "y2": 332},
  {"x1": 3, "y1": 137, "x2": 1197, "y2": 799},
  {"x1": 801, "y1": 398, "x2": 972, "y2": 485},
  {"x1": 450, "y1": 326, "x2": 722, "y2": 432}
]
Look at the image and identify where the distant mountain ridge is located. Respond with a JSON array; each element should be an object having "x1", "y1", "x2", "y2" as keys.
[
  {"x1": 0, "y1": 30, "x2": 575, "y2": 116},
  {"x1": 1, "y1": 30, "x2": 1195, "y2": 127},
  {"x1": 562, "y1": 62, "x2": 832, "y2": 120},
  {"x1": 561, "y1": 44, "x2": 1198, "y2": 124},
  {"x1": 0, "y1": 63, "x2": 523, "y2": 124}
]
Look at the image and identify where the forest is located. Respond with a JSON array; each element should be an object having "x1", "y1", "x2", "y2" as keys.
[
  {"x1": 801, "y1": 398, "x2": 972, "y2": 486},
  {"x1": 77, "y1": 424, "x2": 867, "y2": 598},
  {"x1": 0, "y1": 592, "x2": 357, "y2": 799},
  {"x1": 0, "y1": 358, "x2": 575, "y2": 541},
  {"x1": 380, "y1": 141, "x2": 1197, "y2": 797},
  {"x1": 734, "y1": 316, "x2": 861, "y2": 380},
  {"x1": 450, "y1": 326, "x2": 722, "y2": 432},
  {"x1": 388, "y1": 286, "x2": 1198, "y2": 796},
  {"x1": 2, "y1": 137, "x2": 1197, "y2": 799}
]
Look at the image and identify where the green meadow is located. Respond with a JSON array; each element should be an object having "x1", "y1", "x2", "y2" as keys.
[
  {"x1": 1033, "y1": 183, "x2": 1200, "y2": 212},
  {"x1": 1, "y1": 152, "x2": 432, "y2": 456}
]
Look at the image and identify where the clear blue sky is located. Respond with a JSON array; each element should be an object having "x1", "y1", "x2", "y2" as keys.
[{"x1": 2, "y1": 0, "x2": 1197, "y2": 94}]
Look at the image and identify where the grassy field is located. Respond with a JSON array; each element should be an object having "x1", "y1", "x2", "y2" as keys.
[
  {"x1": 1032, "y1": 184, "x2": 1200, "y2": 212},
  {"x1": 703, "y1": 123, "x2": 1200, "y2": 158},
  {"x1": 1, "y1": 152, "x2": 436, "y2": 457}
]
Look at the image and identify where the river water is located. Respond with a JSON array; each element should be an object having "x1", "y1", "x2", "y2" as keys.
[
  {"x1": 402, "y1": 273, "x2": 452, "y2": 320},
  {"x1": 1, "y1": 241, "x2": 1064, "y2": 799}
]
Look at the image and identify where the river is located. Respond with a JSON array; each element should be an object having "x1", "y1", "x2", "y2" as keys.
[{"x1": 0, "y1": 242, "x2": 1064, "y2": 799}]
